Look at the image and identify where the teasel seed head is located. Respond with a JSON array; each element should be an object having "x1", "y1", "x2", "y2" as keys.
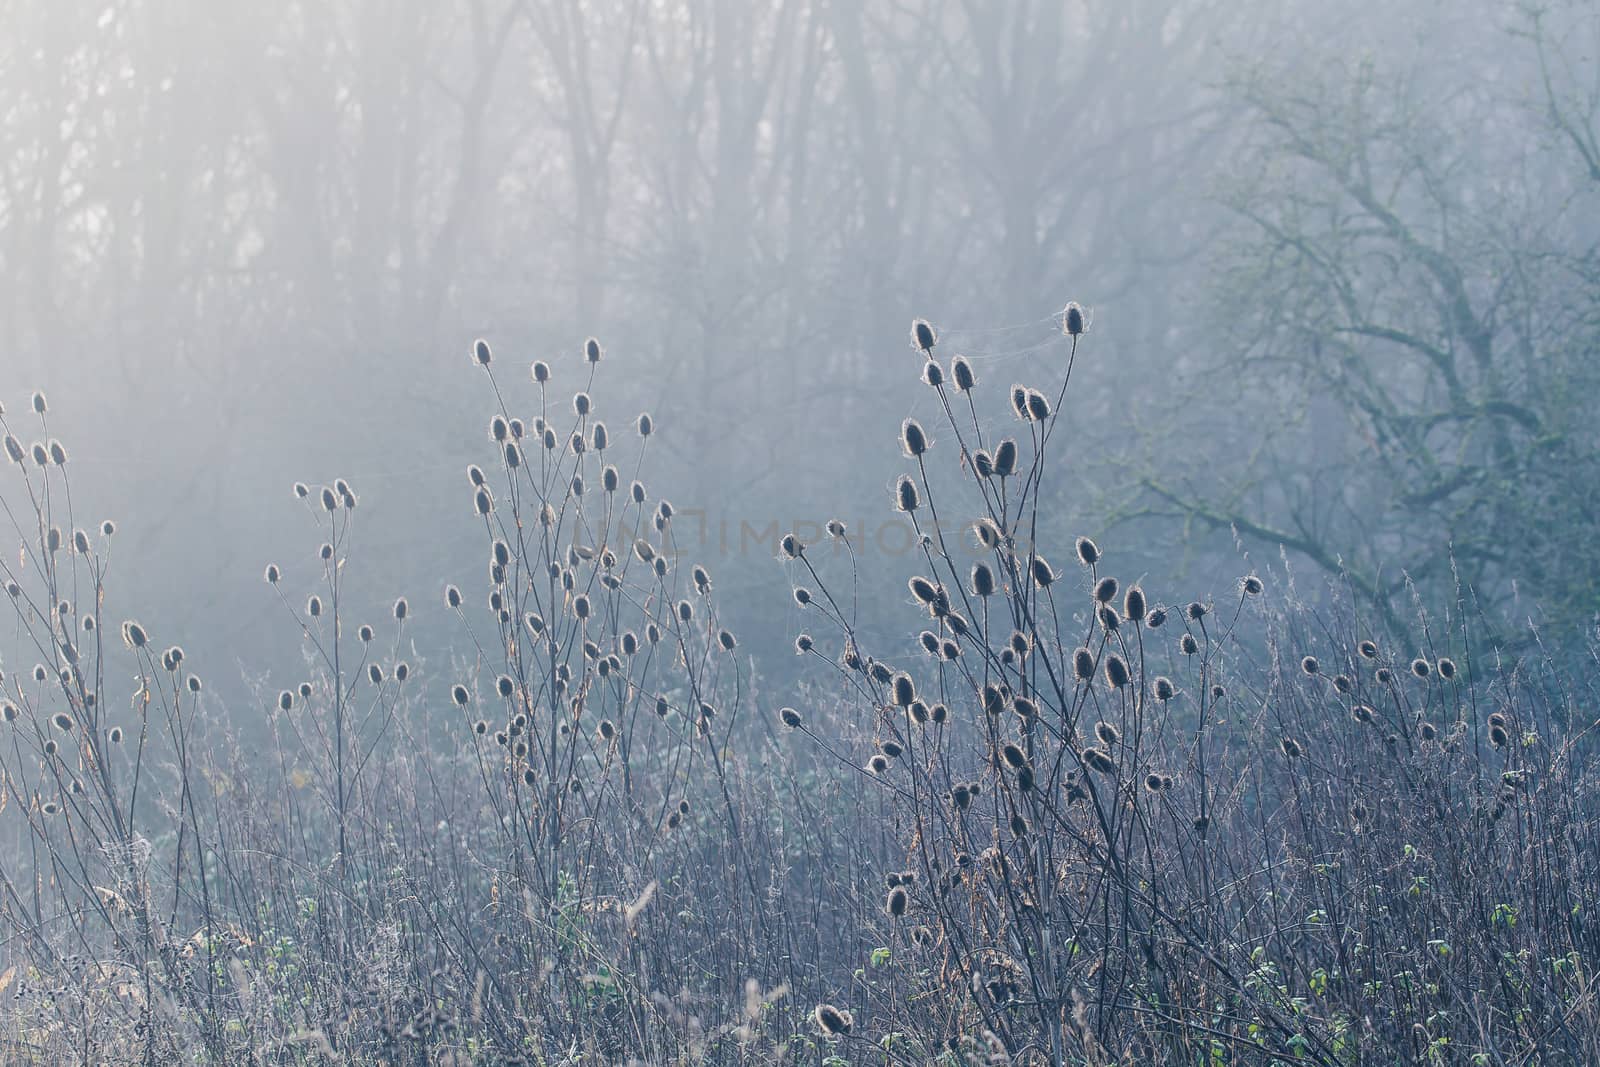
[
  {"x1": 1180, "y1": 633, "x2": 1199, "y2": 656},
  {"x1": 1030, "y1": 556, "x2": 1055, "y2": 588},
  {"x1": 921, "y1": 360, "x2": 944, "y2": 387},
  {"x1": 1074, "y1": 647, "x2": 1095, "y2": 681},
  {"x1": 1437, "y1": 657, "x2": 1456, "y2": 679},
  {"x1": 971, "y1": 562, "x2": 996, "y2": 597},
  {"x1": 1419, "y1": 721, "x2": 1436, "y2": 741},
  {"x1": 1123, "y1": 586, "x2": 1146, "y2": 622},
  {"x1": 121, "y1": 620, "x2": 148, "y2": 649},
  {"x1": 1083, "y1": 747, "x2": 1117, "y2": 774},
  {"x1": 780, "y1": 707, "x2": 802, "y2": 728},
  {"x1": 278, "y1": 690, "x2": 294, "y2": 712},
  {"x1": 47, "y1": 439, "x2": 66, "y2": 465},
  {"x1": 1094, "y1": 576, "x2": 1119, "y2": 604},
  {"x1": 1025, "y1": 389, "x2": 1051, "y2": 421},
  {"x1": 1241, "y1": 574, "x2": 1264, "y2": 596},
  {"x1": 952, "y1": 355, "x2": 975, "y2": 391},
  {"x1": 911, "y1": 319, "x2": 937, "y2": 353},
  {"x1": 992, "y1": 438, "x2": 1018, "y2": 478},
  {"x1": 1063, "y1": 302, "x2": 1085, "y2": 337},
  {"x1": 584, "y1": 336, "x2": 603, "y2": 363},
  {"x1": 321, "y1": 487, "x2": 338, "y2": 512},
  {"x1": 1353, "y1": 704, "x2": 1374, "y2": 724},
  {"x1": 1411, "y1": 658, "x2": 1431, "y2": 678},
  {"x1": 3, "y1": 435, "x2": 23, "y2": 464},
  {"x1": 1280, "y1": 737, "x2": 1302, "y2": 759},
  {"x1": 1146, "y1": 606, "x2": 1168, "y2": 629},
  {"x1": 1301, "y1": 656, "x2": 1319, "y2": 676},
  {"x1": 900, "y1": 418, "x2": 929, "y2": 457},
  {"x1": 1359, "y1": 640, "x2": 1378, "y2": 659},
  {"x1": 573, "y1": 392, "x2": 591, "y2": 417},
  {"x1": 895, "y1": 474, "x2": 920, "y2": 512}
]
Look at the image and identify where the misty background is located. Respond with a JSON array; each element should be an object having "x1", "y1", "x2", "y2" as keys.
[{"x1": 4, "y1": 0, "x2": 1597, "y2": 713}]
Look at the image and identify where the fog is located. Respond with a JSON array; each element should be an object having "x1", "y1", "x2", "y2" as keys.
[{"x1": 4, "y1": 0, "x2": 1596, "y2": 704}]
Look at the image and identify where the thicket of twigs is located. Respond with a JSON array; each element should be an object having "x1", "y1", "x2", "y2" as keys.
[{"x1": 1, "y1": 317, "x2": 1597, "y2": 1065}]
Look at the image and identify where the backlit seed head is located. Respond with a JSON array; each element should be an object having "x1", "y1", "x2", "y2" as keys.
[
  {"x1": 48, "y1": 440, "x2": 66, "y2": 465},
  {"x1": 532, "y1": 360, "x2": 551, "y2": 384},
  {"x1": 1094, "y1": 576, "x2": 1119, "y2": 604},
  {"x1": 1186, "y1": 601, "x2": 1208, "y2": 621},
  {"x1": 1437, "y1": 657, "x2": 1456, "y2": 679},
  {"x1": 1001, "y1": 743, "x2": 1028, "y2": 770},
  {"x1": 1353, "y1": 704, "x2": 1374, "y2": 724},
  {"x1": 1098, "y1": 605, "x2": 1120, "y2": 632},
  {"x1": 1154, "y1": 676, "x2": 1174, "y2": 701},
  {"x1": 886, "y1": 886, "x2": 909, "y2": 917},
  {"x1": 993, "y1": 439, "x2": 1018, "y2": 477},
  {"x1": 900, "y1": 418, "x2": 929, "y2": 456},
  {"x1": 1241, "y1": 574, "x2": 1264, "y2": 596},
  {"x1": 895, "y1": 475, "x2": 919, "y2": 512},
  {"x1": 892, "y1": 673, "x2": 916, "y2": 707},
  {"x1": 1063, "y1": 302, "x2": 1085, "y2": 337},
  {"x1": 294, "y1": 482, "x2": 310, "y2": 499},
  {"x1": 1123, "y1": 586, "x2": 1146, "y2": 621},
  {"x1": 1411, "y1": 658, "x2": 1431, "y2": 678},
  {"x1": 1419, "y1": 721, "x2": 1437, "y2": 741},
  {"x1": 718, "y1": 629, "x2": 737, "y2": 651},
  {"x1": 1074, "y1": 648, "x2": 1095, "y2": 681},
  {"x1": 1025, "y1": 390, "x2": 1051, "y2": 421},
  {"x1": 973, "y1": 518, "x2": 1002, "y2": 551},
  {"x1": 1084, "y1": 747, "x2": 1116, "y2": 774},
  {"x1": 299, "y1": 682, "x2": 312, "y2": 699},
  {"x1": 1376, "y1": 667, "x2": 1393, "y2": 684},
  {"x1": 121, "y1": 621, "x2": 148, "y2": 649},
  {"x1": 971, "y1": 562, "x2": 995, "y2": 597},
  {"x1": 921, "y1": 360, "x2": 944, "y2": 387},
  {"x1": 475, "y1": 488, "x2": 493, "y2": 515},
  {"x1": 780, "y1": 707, "x2": 802, "y2": 728},
  {"x1": 794, "y1": 634, "x2": 813, "y2": 653},
  {"x1": 1301, "y1": 656, "x2": 1319, "y2": 676},
  {"x1": 1075, "y1": 536, "x2": 1100, "y2": 566},
  {"x1": 3, "y1": 435, "x2": 23, "y2": 463},
  {"x1": 473, "y1": 338, "x2": 492, "y2": 365},
  {"x1": 1095, "y1": 720, "x2": 1121, "y2": 745},
  {"x1": 793, "y1": 587, "x2": 811, "y2": 607},
  {"x1": 951, "y1": 355, "x2": 975, "y2": 391},
  {"x1": 1490, "y1": 724, "x2": 1509, "y2": 748},
  {"x1": 1030, "y1": 557, "x2": 1055, "y2": 587},
  {"x1": 321, "y1": 487, "x2": 338, "y2": 512},
  {"x1": 1010, "y1": 385, "x2": 1029, "y2": 420},
  {"x1": 1146, "y1": 607, "x2": 1168, "y2": 629},
  {"x1": 1180, "y1": 633, "x2": 1199, "y2": 655},
  {"x1": 911, "y1": 319, "x2": 937, "y2": 353},
  {"x1": 585, "y1": 337, "x2": 603, "y2": 363},
  {"x1": 1359, "y1": 640, "x2": 1378, "y2": 659},
  {"x1": 452, "y1": 684, "x2": 470, "y2": 706},
  {"x1": 278, "y1": 691, "x2": 294, "y2": 711},
  {"x1": 31, "y1": 391, "x2": 47, "y2": 414}
]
